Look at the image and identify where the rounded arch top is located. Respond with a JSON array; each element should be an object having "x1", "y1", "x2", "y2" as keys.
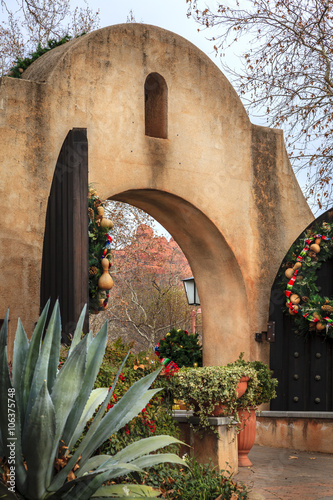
[{"x1": 22, "y1": 23, "x2": 250, "y2": 124}]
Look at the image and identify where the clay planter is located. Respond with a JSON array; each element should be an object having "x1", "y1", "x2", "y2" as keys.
[
  {"x1": 237, "y1": 407, "x2": 256, "y2": 466},
  {"x1": 194, "y1": 376, "x2": 249, "y2": 417}
]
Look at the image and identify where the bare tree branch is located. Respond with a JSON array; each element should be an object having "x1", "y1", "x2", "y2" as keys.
[{"x1": 186, "y1": 0, "x2": 333, "y2": 210}]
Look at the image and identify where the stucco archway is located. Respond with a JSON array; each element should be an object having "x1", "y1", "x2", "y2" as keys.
[{"x1": 0, "y1": 23, "x2": 313, "y2": 363}]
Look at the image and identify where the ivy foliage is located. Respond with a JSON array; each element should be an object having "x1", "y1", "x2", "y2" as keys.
[
  {"x1": 278, "y1": 221, "x2": 333, "y2": 338},
  {"x1": 229, "y1": 355, "x2": 278, "y2": 408},
  {"x1": 157, "y1": 328, "x2": 203, "y2": 368},
  {"x1": 8, "y1": 33, "x2": 85, "y2": 78}
]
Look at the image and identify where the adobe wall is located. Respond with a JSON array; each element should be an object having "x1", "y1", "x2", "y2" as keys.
[{"x1": 0, "y1": 24, "x2": 313, "y2": 363}]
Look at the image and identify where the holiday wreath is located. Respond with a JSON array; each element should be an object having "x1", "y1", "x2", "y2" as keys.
[
  {"x1": 88, "y1": 188, "x2": 114, "y2": 313},
  {"x1": 279, "y1": 220, "x2": 333, "y2": 338}
]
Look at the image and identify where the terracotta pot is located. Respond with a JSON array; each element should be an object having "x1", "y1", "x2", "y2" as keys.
[
  {"x1": 237, "y1": 407, "x2": 256, "y2": 467},
  {"x1": 194, "y1": 376, "x2": 249, "y2": 417},
  {"x1": 236, "y1": 376, "x2": 250, "y2": 398}
]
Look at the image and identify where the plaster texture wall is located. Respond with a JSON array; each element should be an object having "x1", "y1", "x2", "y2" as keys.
[
  {"x1": 0, "y1": 24, "x2": 313, "y2": 363},
  {"x1": 256, "y1": 416, "x2": 333, "y2": 454}
]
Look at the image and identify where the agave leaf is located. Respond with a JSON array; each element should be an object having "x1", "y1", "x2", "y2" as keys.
[
  {"x1": 130, "y1": 453, "x2": 185, "y2": 470},
  {"x1": 92, "y1": 484, "x2": 161, "y2": 498},
  {"x1": 76, "y1": 455, "x2": 110, "y2": 477},
  {"x1": 81, "y1": 348, "x2": 131, "y2": 437},
  {"x1": 60, "y1": 464, "x2": 144, "y2": 500},
  {"x1": 12, "y1": 319, "x2": 29, "y2": 424},
  {"x1": 67, "y1": 388, "x2": 108, "y2": 451},
  {"x1": 23, "y1": 380, "x2": 56, "y2": 500},
  {"x1": 0, "y1": 481, "x2": 20, "y2": 499},
  {"x1": 21, "y1": 300, "x2": 49, "y2": 412},
  {"x1": 12, "y1": 319, "x2": 29, "y2": 390},
  {"x1": 103, "y1": 436, "x2": 183, "y2": 467},
  {"x1": 0, "y1": 315, "x2": 28, "y2": 494},
  {"x1": 47, "y1": 302, "x2": 62, "y2": 394},
  {"x1": 46, "y1": 470, "x2": 109, "y2": 499},
  {"x1": 48, "y1": 464, "x2": 143, "y2": 500},
  {"x1": 0, "y1": 311, "x2": 11, "y2": 441},
  {"x1": 63, "y1": 322, "x2": 108, "y2": 449},
  {"x1": 46, "y1": 334, "x2": 88, "y2": 486},
  {"x1": 86, "y1": 330, "x2": 93, "y2": 347},
  {"x1": 67, "y1": 305, "x2": 87, "y2": 358},
  {"x1": 23, "y1": 301, "x2": 59, "y2": 424},
  {"x1": 48, "y1": 365, "x2": 157, "y2": 492},
  {"x1": 78, "y1": 387, "x2": 161, "y2": 466},
  {"x1": 78, "y1": 436, "x2": 183, "y2": 477}
]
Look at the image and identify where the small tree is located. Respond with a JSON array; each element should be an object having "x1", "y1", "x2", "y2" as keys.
[{"x1": 0, "y1": 0, "x2": 100, "y2": 74}]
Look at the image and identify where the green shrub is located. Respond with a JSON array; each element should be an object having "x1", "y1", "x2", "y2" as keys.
[
  {"x1": 134, "y1": 456, "x2": 248, "y2": 499},
  {"x1": 156, "y1": 328, "x2": 202, "y2": 367}
]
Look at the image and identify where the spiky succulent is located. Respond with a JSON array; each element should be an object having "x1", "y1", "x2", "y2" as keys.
[{"x1": 0, "y1": 301, "x2": 184, "y2": 499}]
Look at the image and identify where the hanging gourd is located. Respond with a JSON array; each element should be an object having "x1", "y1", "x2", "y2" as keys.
[
  {"x1": 88, "y1": 188, "x2": 114, "y2": 313},
  {"x1": 98, "y1": 258, "x2": 114, "y2": 290}
]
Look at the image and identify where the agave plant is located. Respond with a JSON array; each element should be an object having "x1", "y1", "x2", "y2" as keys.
[{"x1": 0, "y1": 301, "x2": 184, "y2": 499}]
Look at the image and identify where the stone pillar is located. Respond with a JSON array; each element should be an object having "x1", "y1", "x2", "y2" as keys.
[{"x1": 174, "y1": 411, "x2": 238, "y2": 474}]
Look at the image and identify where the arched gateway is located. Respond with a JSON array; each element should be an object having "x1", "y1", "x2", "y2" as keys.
[{"x1": 0, "y1": 24, "x2": 312, "y2": 364}]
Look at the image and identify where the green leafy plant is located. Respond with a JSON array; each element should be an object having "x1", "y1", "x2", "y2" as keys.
[
  {"x1": 0, "y1": 301, "x2": 185, "y2": 499},
  {"x1": 229, "y1": 355, "x2": 278, "y2": 409},
  {"x1": 156, "y1": 328, "x2": 202, "y2": 368},
  {"x1": 133, "y1": 456, "x2": 248, "y2": 499},
  {"x1": 173, "y1": 364, "x2": 257, "y2": 432}
]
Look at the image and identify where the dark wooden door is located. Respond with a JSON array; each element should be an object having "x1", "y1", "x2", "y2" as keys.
[
  {"x1": 269, "y1": 209, "x2": 333, "y2": 411},
  {"x1": 40, "y1": 128, "x2": 89, "y2": 341}
]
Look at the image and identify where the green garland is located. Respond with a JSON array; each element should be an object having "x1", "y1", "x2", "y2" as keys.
[
  {"x1": 279, "y1": 221, "x2": 333, "y2": 338},
  {"x1": 88, "y1": 188, "x2": 114, "y2": 314}
]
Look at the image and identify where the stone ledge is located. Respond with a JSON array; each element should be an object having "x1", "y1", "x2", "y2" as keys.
[
  {"x1": 257, "y1": 410, "x2": 333, "y2": 419},
  {"x1": 172, "y1": 409, "x2": 236, "y2": 426}
]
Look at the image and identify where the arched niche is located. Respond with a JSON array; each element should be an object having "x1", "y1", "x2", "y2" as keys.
[{"x1": 144, "y1": 73, "x2": 168, "y2": 139}]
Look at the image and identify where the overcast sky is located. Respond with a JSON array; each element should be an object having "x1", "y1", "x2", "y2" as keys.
[{"x1": 90, "y1": 0, "x2": 220, "y2": 64}]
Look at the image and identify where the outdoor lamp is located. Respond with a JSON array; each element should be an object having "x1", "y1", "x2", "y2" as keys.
[{"x1": 182, "y1": 277, "x2": 200, "y2": 306}]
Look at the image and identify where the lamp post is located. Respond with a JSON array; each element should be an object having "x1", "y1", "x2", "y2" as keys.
[{"x1": 182, "y1": 277, "x2": 200, "y2": 334}]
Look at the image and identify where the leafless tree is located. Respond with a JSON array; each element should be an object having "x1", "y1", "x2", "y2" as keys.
[
  {"x1": 0, "y1": 0, "x2": 100, "y2": 74},
  {"x1": 186, "y1": 0, "x2": 333, "y2": 210}
]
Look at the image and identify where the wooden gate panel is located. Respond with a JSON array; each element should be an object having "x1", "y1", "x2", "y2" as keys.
[{"x1": 40, "y1": 128, "x2": 89, "y2": 341}]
